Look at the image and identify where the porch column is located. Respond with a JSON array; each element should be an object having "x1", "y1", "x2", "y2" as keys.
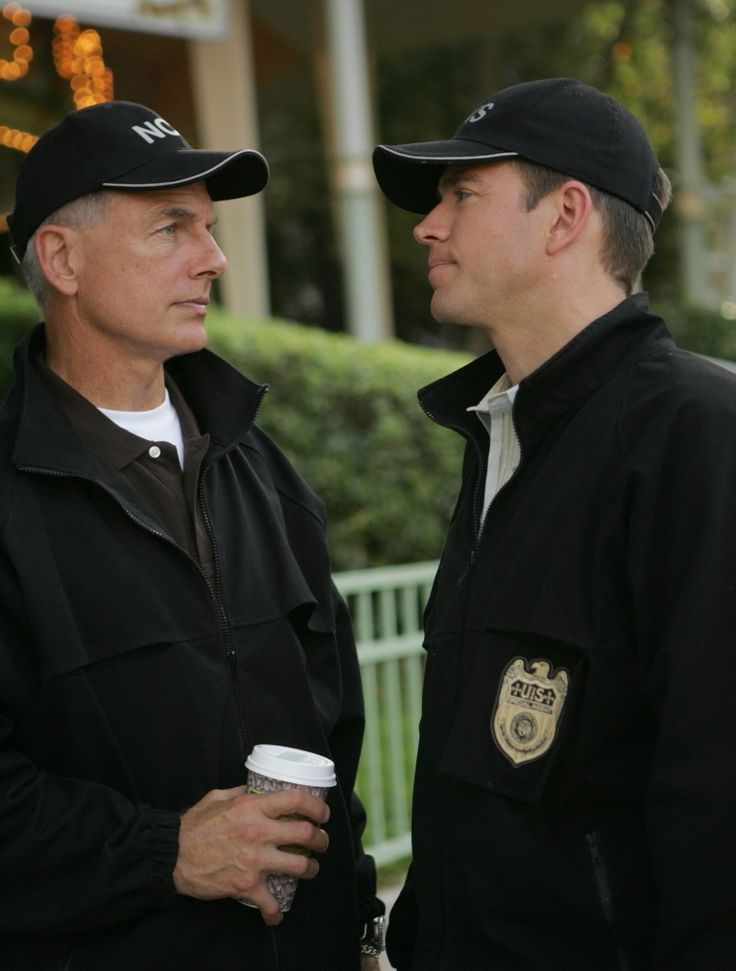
[
  {"x1": 188, "y1": 0, "x2": 270, "y2": 318},
  {"x1": 324, "y1": 0, "x2": 393, "y2": 340}
]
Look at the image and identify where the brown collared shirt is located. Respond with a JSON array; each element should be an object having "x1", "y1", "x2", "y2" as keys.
[{"x1": 36, "y1": 358, "x2": 214, "y2": 579}]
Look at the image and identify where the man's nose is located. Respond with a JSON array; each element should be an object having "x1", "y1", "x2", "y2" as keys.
[
  {"x1": 413, "y1": 202, "x2": 449, "y2": 245},
  {"x1": 197, "y1": 233, "x2": 228, "y2": 278}
]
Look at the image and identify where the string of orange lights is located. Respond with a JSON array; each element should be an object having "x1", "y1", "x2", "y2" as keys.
[
  {"x1": 53, "y1": 13, "x2": 114, "y2": 108},
  {"x1": 1, "y1": 3, "x2": 114, "y2": 157},
  {"x1": 0, "y1": 1, "x2": 31, "y2": 81}
]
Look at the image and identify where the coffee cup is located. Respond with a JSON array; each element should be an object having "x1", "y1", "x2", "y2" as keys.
[{"x1": 239, "y1": 744, "x2": 337, "y2": 912}]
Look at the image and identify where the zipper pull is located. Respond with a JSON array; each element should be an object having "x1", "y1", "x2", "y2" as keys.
[
  {"x1": 227, "y1": 648, "x2": 240, "y2": 681},
  {"x1": 457, "y1": 548, "x2": 477, "y2": 586}
]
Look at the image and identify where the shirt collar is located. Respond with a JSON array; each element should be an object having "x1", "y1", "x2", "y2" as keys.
[
  {"x1": 467, "y1": 372, "x2": 519, "y2": 416},
  {"x1": 418, "y1": 294, "x2": 675, "y2": 454},
  {"x1": 34, "y1": 354, "x2": 201, "y2": 472}
]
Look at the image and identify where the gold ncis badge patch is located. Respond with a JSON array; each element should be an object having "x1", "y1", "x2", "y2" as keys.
[{"x1": 492, "y1": 657, "x2": 569, "y2": 767}]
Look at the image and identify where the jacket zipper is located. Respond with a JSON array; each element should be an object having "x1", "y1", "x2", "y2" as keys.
[
  {"x1": 419, "y1": 402, "x2": 486, "y2": 587},
  {"x1": 421, "y1": 401, "x2": 525, "y2": 585},
  {"x1": 270, "y1": 926, "x2": 284, "y2": 971},
  {"x1": 197, "y1": 464, "x2": 248, "y2": 765},
  {"x1": 19, "y1": 464, "x2": 250, "y2": 765},
  {"x1": 586, "y1": 832, "x2": 632, "y2": 971}
]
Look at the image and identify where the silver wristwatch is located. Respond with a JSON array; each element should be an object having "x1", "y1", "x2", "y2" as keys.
[{"x1": 360, "y1": 914, "x2": 385, "y2": 956}]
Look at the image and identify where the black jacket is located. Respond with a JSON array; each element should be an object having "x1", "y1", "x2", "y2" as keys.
[
  {"x1": 0, "y1": 326, "x2": 376, "y2": 970},
  {"x1": 387, "y1": 295, "x2": 736, "y2": 971}
]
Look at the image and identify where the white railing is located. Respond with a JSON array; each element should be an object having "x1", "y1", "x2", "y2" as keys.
[{"x1": 334, "y1": 561, "x2": 437, "y2": 866}]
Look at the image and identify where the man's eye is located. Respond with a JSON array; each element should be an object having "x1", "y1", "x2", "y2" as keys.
[
  {"x1": 454, "y1": 189, "x2": 471, "y2": 200},
  {"x1": 159, "y1": 224, "x2": 177, "y2": 235}
]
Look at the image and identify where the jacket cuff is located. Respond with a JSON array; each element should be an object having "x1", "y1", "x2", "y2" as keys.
[
  {"x1": 356, "y1": 851, "x2": 386, "y2": 926},
  {"x1": 144, "y1": 809, "x2": 181, "y2": 902}
]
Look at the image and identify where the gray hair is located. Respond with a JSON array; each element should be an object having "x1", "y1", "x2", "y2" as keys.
[
  {"x1": 21, "y1": 191, "x2": 114, "y2": 309},
  {"x1": 511, "y1": 158, "x2": 672, "y2": 295}
]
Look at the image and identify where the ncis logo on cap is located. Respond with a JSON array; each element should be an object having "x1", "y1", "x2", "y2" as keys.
[
  {"x1": 464, "y1": 101, "x2": 495, "y2": 124},
  {"x1": 7, "y1": 100, "x2": 269, "y2": 262},
  {"x1": 130, "y1": 114, "x2": 181, "y2": 145}
]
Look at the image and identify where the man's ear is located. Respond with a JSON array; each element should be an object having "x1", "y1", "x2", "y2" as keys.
[
  {"x1": 33, "y1": 225, "x2": 81, "y2": 297},
  {"x1": 544, "y1": 181, "x2": 595, "y2": 254}
]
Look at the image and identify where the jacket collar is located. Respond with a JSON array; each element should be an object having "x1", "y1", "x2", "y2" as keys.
[
  {"x1": 8, "y1": 324, "x2": 268, "y2": 476},
  {"x1": 418, "y1": 293, "x2": 675, "y2": 454}
]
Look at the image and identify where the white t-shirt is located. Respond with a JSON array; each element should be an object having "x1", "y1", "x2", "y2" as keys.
[{"x1": 98, "y1": 388, "x2": 185, "y2": 468}]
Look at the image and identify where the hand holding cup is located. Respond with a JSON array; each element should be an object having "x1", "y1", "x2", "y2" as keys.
[
  {"x1": 172, "y1": 746, "x2": 335, "y2": 924},
  {"x1": 239, "y1": 744, "x2": 337, "y2": 913}
]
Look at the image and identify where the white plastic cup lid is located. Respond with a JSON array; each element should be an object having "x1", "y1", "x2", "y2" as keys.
[{"x1": 245, "y1": 744, "x2": 337, "y2": 787}]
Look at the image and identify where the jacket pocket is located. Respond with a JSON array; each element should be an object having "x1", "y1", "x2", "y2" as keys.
[{"x1": 437, "y1": 629, "x2": 586, "y2": 804}]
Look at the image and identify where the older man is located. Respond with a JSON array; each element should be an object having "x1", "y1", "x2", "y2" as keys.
[
  {"x1": 373, "y1": 77, "x2": 736, "y2": 970},
  {"x1": 1, "y1": 100, "x2": 383, "y2": 970}
]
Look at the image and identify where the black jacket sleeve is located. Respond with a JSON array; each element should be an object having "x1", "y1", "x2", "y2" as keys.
[
  {"x1": 385, "y1": 861, "x2": 417, "y2": 970},
  {"x1": 0, "y1": 663, "x2": 180, "y2": 936},
  {"x1": 328, "y1": 587, "x2": 385, "y2": 929},
  {"x1": 621, "y1": 367, "x2": 736, "y2": 968}
]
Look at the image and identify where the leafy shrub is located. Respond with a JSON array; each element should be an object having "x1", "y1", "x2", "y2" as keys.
[
  {"x1": 658, "y1": 301, "x2": 736, "y2": 361},
  {"x1": 205, "y1": 306, "x2": 468, "y2": 569},
  {"x1": 0, "y1": 277, "x2": 40, "y2": 399}
]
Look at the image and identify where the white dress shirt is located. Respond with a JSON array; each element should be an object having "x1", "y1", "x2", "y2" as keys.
[{"x1": 467, "y1": 372, "x2": 520, "y2": 525}]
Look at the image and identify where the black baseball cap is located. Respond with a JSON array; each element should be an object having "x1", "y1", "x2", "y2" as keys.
[
  {"x1": 8, "y1": 100, "x2": 269, "y2": 261},
  {"x1": 373, "y1": 77, "x2": 663, "y2": 232}
]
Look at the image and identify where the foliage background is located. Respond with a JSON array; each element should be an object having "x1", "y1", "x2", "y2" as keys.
[{"x1": 204, "y1": 305, "x2": 468, "y2": 569}]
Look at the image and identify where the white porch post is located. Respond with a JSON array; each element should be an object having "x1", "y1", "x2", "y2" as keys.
[
  {"x1": 188, "y1": 0, "x2": 270, "y2": 318},
  {"x1": 324, "y1": 0, "x2": 393, "y2": 340},
  {"x1": 672, "y1": 0, "x2": 711, "y2": 307}
]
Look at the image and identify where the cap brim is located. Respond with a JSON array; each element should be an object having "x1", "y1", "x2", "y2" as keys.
[
  {"x1": 102, "y1": 147, "x2": 269, "y2": 200},
  {"x1": 373, "y1": 140, "x2": 517, "y2": 213}
]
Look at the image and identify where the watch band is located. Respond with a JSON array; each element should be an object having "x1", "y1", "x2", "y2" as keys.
[{"x1": 360, "y1": 914, "x2": 385, "y2": 956}]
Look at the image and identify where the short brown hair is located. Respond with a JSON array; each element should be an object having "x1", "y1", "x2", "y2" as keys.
[{"x1": 511, "y1": 158, "x2": 672, "y2": 294}]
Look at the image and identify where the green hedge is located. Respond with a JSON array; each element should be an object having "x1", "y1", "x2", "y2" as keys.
[
  {"x1": 0, "y1": 278, "x2": 468, "y2": 569},
  {"x1": 660, "y1": 301, "x2": 736, "y2": 360},
  {"x1": 0, "y1": 277, "x2": 40, "y2": 395},
  {"x1": 205, "y1": 305, "x2": 468, "y2": 569}
]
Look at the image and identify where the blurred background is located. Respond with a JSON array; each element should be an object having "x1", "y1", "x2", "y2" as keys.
[{"x1": 0, "y1": 0, "x2": 735, "y2": 354}]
